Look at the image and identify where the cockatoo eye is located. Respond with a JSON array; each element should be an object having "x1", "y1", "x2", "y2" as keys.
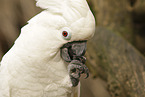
[
  {"x1": 62, "y1": 31, "x2": 68, "y2": 37},
  {"x1": 61, "y1": 28, "x2": 72, "y2": 40}
]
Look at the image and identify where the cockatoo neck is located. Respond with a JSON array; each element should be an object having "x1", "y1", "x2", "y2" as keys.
[
  {"x1": 3, "y1": 22, "x2": 67, "y2": 80},
  {"x1": 3, "y1": 36, "x2": 69, "y2": 82}
]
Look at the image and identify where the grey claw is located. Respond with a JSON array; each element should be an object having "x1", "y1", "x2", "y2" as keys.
[
  {"x1": 73, "y1": 56, "x2": 86, "y2": 64},
  {"x1": 81, "y1": 64, "x2": 89, "y2": 79},
  {"x1": 84, "y1": 71, "x2": 89, "y2": 79},
  {"x1": 70, "y1": 77, "x2": 79, "y2": 87}
]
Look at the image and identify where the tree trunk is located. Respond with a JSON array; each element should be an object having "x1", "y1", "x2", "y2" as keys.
[
  {"x1": 81, "y1": 1, "x2": 145, "y2": 96},
  {"x1": 85, "y1": 27, "x2": 145, "y2": 97},
  {"x1": 87, "y1": 0, "x2": 145, "y2": 54},
  {"x1": 87, "y1": 0, "x2": 134, "y2": 42}
]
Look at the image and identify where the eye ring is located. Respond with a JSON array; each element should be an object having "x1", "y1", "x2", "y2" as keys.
[{"x1": 61, "y1": 27, "x2": 72, "y2": 40}]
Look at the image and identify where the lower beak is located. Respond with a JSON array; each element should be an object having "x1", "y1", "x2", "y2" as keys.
[{"x1": 60, "y1": 41, "x2": 87, "y2": 62}]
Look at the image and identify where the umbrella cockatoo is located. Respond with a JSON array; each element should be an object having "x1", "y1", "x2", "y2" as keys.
[{"x1": 0, "y1": 0, "x2": 95, "y2": 97}]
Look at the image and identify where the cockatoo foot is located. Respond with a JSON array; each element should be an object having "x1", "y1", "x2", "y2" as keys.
[
  {"x1": 68, "y1": 59, "x2": 89, "y2": 87},
  {"x1": 61, "y1": 41, "x2": 89, "y2": 87}
]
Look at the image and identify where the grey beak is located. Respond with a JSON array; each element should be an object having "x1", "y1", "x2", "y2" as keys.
[{"x1": 60, "y1": 41, "x2": 87, "y2": 62}]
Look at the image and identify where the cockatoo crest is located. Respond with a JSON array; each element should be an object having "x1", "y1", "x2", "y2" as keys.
[{"x1": 36, "y1": 0, "x2": 89, "y2": 16}]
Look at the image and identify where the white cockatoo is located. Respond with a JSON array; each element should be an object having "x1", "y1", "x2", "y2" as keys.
[{"x1": 0, "y1": 0, "x2": 95, "y2": 97}]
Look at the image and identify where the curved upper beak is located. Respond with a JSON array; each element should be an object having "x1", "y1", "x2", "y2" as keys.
[{"x1": 60, "y1": 41, "x2": 87, "y2": 62}]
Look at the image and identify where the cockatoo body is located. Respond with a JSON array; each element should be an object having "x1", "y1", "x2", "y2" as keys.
[{"x1": 0, "y1": 0, "x2": 95, "y2": 97}]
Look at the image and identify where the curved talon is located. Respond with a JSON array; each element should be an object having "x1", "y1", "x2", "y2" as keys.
[
  {"x1": 81, "y1": 56, "x2": 86, "y2": 64},
  {"x1": 73, "y1": 56, "x2": 86, "y2": 64},
  {"x1": 84, "y1": 71, "x2": 89, "y2": 79},
  {"x1": 82, "y1": 64, "x2": 89, "y2": 79},
  {"x1": 70, "y1": 77, "x2": 79, "y2": 87}
]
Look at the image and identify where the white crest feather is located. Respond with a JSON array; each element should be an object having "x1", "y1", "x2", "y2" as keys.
[
  {"x1": 35, "y1": 0, "x2": 89, "y2": 16},
  {"x1": 36, "y1": 0, "x2": 64, "y2": 13}
]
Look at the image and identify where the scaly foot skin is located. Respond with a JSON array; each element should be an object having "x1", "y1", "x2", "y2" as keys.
[
  {"x1": 60, "y1": 41, "x2": 89, "y2": 87},
  {"x1": 68, "y1": 59, "x2": 89, "y2": 87}
]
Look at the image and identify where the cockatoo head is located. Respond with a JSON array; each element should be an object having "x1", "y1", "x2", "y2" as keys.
[
  {"x1": 35, "y1": 0, "x2": 95, "y2": 41},
  {"x1": 21, "y1": 0, "x2": 95, "y2": 86}
]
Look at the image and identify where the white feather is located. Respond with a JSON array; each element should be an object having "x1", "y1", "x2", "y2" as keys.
[{"x1": 36, "y1": 0, "x2": 89, "y2": 17}]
